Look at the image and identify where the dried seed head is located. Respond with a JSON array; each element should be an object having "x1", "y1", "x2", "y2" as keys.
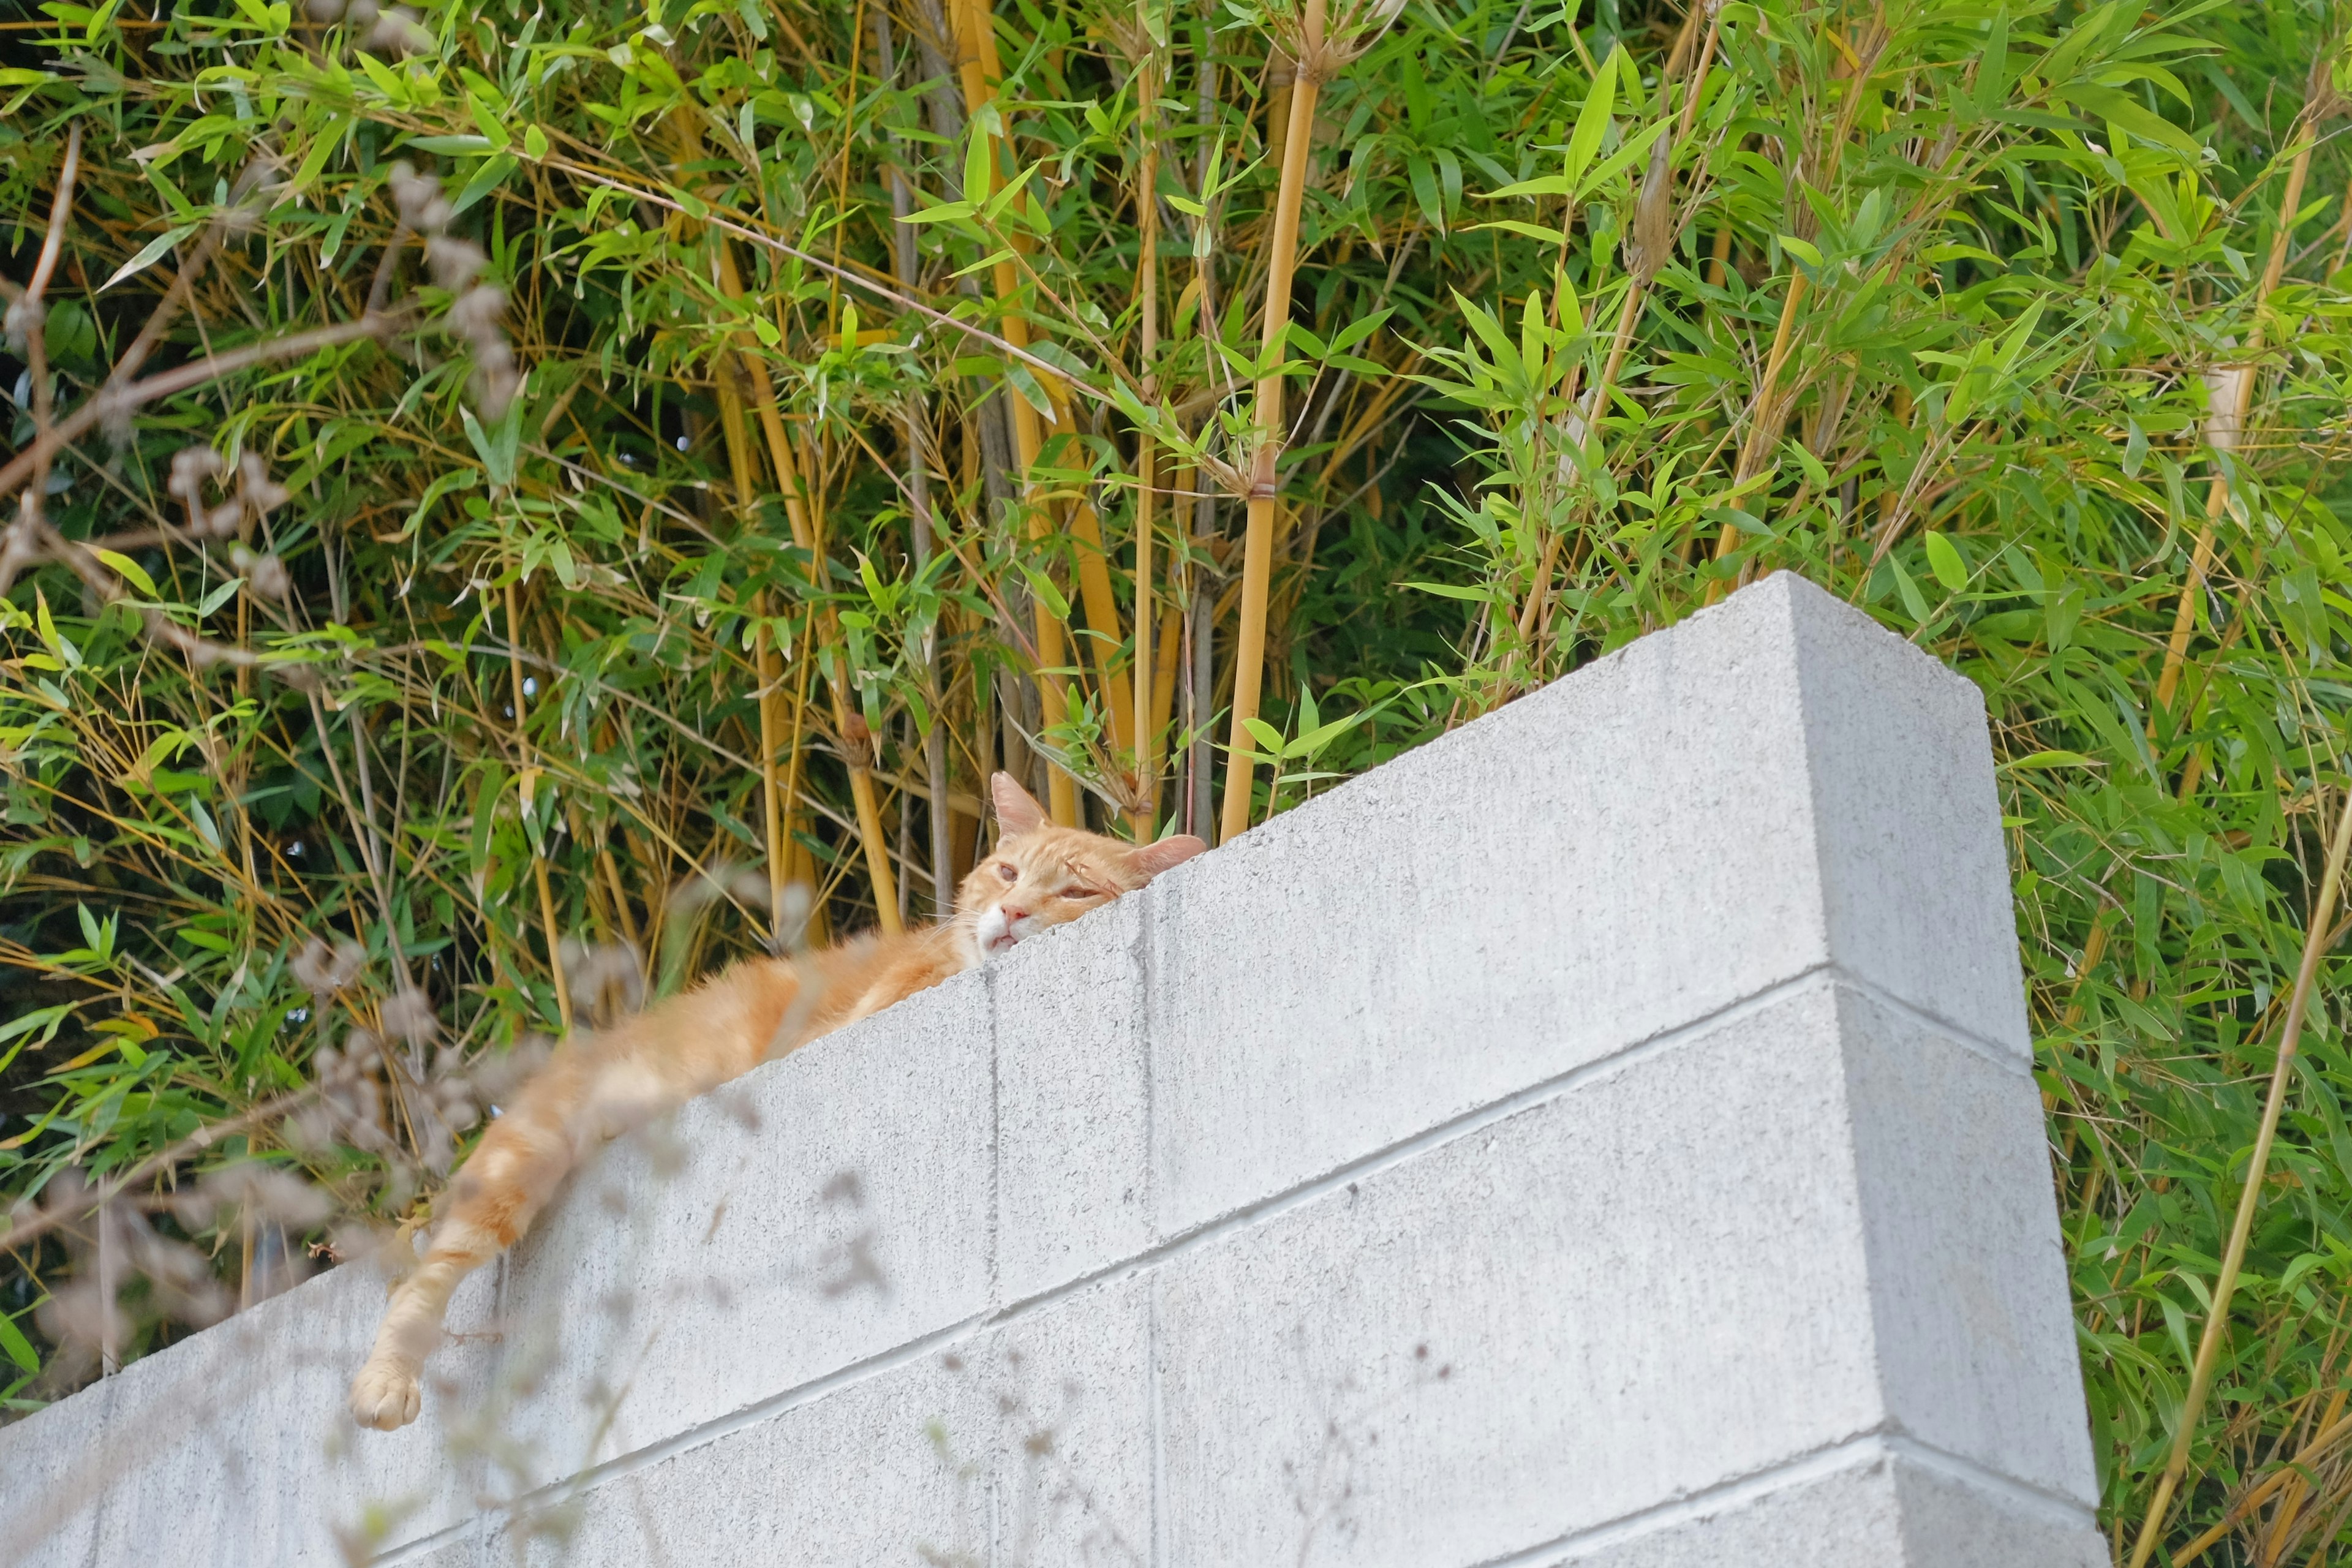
[
  {"x1": 292, "y1": 935, "x2": 368, "y2": 993},
  {"x1": 426, "y1": 236, "x2": 485, "y2": 292},
  {"x1": 96, "y1": 387, "x2": 136, "y2": 449},
  {"x1": 366, "y1": 4, "x2": 431, "y2": 57},
  {"x1": 387, "y1": 162, "x2": 444, "y2": 231},
  {"x1": 447, "y1": 282, "x2": 504, "y2": 336},
  {"x1": 1, "y1": 295, "x2": 36, "y2": 353},
  {"x1": 328, "y1": 1218, "x2": 409, "y2": 1273},
  {"x1": 470, "y1": 339, "x2": 519, "y2": 419},
  {"x1": 174, "y1": 1162, "x2": 334, "y2": 1229},
  {"x1": 247, "y1": 554, "x2": 290, "y2": 600},
  {"x1": 305, "y1": 0, "x2": 345, "y2": 18},
  {"x1": 168, "y1": 445, "x2": 226, "y2": 505},
  {"x1": 382, "y1": 986, "x2": 440, "y2": 1046},
  {"x1": 239, "y1": 451, "x2": 290, "y2": 512},
  {"x1": 562, "y1": 937, "x2": 647, "y2": 1019}
]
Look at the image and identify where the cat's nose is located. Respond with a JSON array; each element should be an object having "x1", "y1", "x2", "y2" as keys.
[{"x1": 1001, "y1": 904, "x2": 1029, "y2": 924}]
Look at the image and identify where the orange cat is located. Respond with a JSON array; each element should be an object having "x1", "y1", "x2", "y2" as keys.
[{"x1": 347, "y1": 774, "x2": 1204, "y2": 1430}]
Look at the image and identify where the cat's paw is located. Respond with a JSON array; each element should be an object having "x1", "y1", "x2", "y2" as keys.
[{"x1": 348, "y1": 1357, "x2": 423, "y2": 1430}]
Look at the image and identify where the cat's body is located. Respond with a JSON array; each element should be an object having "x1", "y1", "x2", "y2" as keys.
[{"x1": 347, "y1": 775, "x2": 1203, "y2": 1431}]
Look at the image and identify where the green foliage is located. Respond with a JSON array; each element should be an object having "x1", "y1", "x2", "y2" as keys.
[{"x1": 2, "y1": 0, "x2": 2351, "y2": 1555}]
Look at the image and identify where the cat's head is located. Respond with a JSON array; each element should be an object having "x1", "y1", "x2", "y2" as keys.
[{"x1": 954, "y1": 774, "x2": 1207, "y2": 962}]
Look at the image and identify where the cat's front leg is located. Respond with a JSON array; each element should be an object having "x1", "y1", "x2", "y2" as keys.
[{"x1": 345, "y1": 1215, "x2": 500, "y2": 1430}]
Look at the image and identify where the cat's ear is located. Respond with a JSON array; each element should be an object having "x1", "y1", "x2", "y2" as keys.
[
  {"x1": 1128, "y1": 834, "x2": 1207, "y2": 880},
  {"x1": 992, "y1": 772, "x2": 1050, "y2": 839}
]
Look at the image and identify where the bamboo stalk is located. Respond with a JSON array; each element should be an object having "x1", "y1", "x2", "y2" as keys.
[
  {"x1": 948, "y1": 0, "x2": 1099, "y2": 826},
  {"x1": 679, "y1": 110, "x2": 840, "y2": 938},
  {"x1": 2127, "y1": 779, "x2": 2352, "y2": 1567},
  {"x1": 876, "y1": 9, "x2": 957, "y2": 916},
  {"x1": 1188, "y1": 480, "x2": 1220, "y2": 840},
  {"x1": 1519, "y1": 21, "x2": 1722, "y2": 646},
  {"x1": 1220, "y1": 2, "x2": 1326, "y2": 845},
  {"x1": 1131, "y1": 40, "x2": 1164, "y2": 840},
  {"x1": 710, "y1": 241, "x2": 903, "y2": 934},
  {"x1": 712, "y1": 328, "x2": 797, "y2": 947},
  {"x1": 755, "y1": 596, "x2": 793, "y2": 939},
  {"x1": 781, "y1": 649, "x2": 827, "y2": 947},
  {"x1": 505, "y1": 579, "x2": 573, "y2": 1031},
  {"x1": 1152, "y1": 602, "x2": 1182, "y2": 757},
  {"x1": 778, "y1": 423, "x2": 905, "y2": 936}
]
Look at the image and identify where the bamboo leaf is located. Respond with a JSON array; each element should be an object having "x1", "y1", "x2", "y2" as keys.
[
  {"x1": 1924, "y1": 530, "x2": 1969, "y2": 592},
  {"x1": 100, "y1": 224, "x2": 198, "y2": 292},
  {"x1": 1564, "y1": 47, "x2": 1619, "y2": 189}
]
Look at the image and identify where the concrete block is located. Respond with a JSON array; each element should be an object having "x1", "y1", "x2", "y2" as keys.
[
  {"x1": 993, "y1": 895, "x2": 1153, "y2": 1302},
  {"x1": 1152, "y1": 981, "x2": 2100, "y2": 1567},
  {"x1": 1145, "y1": 572, "x2": 2023, "y2": 1237},
  {"x1": 0, "y1": 1261, "x2": 502, "y2": 1568},
  {"x1": 464, "y1": 1276, "x2": 1151, "y2": 1568},
  {"x1": 1837, "y1": 987, "x2": 2095, "y2": 1503},
  {"x1": 1527, "y1": 1446, "x2": 2105, "y2": 1567},
  {"x1": 1781, "y1": 575, "x2": 2030, "y2": 1056},
  {"x1": 484, "y1": 968, "x2": 995, "y2": 1490},
  {"x1": 967, "y1": 1273, "x2": 1155, "y2": 1568},
  {"x1": 478, "y1": 1343, "x2": 986, "y2": 1567}
]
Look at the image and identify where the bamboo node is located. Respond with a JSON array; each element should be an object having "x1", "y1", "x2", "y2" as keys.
[{"x1": 840, "y1": 711, "x2": 876, "y2": 768}]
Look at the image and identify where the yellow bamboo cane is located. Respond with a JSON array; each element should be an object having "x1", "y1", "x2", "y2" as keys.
[
  {"x1": 1219, "y1": 1, "x2": 1326, "y2": 845},
  {"x1": 712, "y1": 243, "x2": 903, "y2": 933}
]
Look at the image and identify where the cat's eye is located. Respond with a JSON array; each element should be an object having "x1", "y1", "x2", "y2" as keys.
[
  {"x1": 996, "y1": 862, "x2": 1019, "y2": 883},
  {"x1": 1063, "y1": 886, "x2": 1106, "y2": 900}
]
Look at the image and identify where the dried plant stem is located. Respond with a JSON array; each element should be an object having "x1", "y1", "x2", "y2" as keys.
[
  {"x1": 2127, "y1": 777, "x2": 2352, "y2": 1568},
  {"x1": 0, "y1": 311, "x2": 410, "y2": 511},
  {"x1": 1131, "y1": 442, "x2": 1158, "y2": 839},
  {"x1": 1055, "y1": 422, "x2": 1141, "y2": 774},
  {"x1": 2259, "y1": 1380, "x2": 2349, "y2": 1560},
  {"x1": 1516, "y1": 279, "x2": 1644, "y2": 647},
  {"x1": 1709, "y1": 267, "x2": 1811, "y2": 576},
  {"x1": 2153, "y1": 124, "x2": 2315, "y2": 715},
  {"x1": 909, "y1": 435, "x2": 954, "y2": 917},
  {"x1": 1220, "y1": 7, "x2": 1325, "y2": 845},
  {"x1": 15, "y1": 124, "x2": 81, "y2": 529}
]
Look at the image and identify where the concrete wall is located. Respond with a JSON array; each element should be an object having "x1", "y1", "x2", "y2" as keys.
[{"x1": 0, "y1": 573, "x2": 2105, "y2": 1567}]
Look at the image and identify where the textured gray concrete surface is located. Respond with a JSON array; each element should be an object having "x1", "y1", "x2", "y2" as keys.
[{"x1": 0, "y1": 573, "x2": 2103, "y2": 1566}]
